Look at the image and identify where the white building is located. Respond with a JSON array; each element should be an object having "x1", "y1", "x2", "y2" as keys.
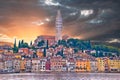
[
  {"x1": 31, "y1": 58, "x2": 40, "y2": 72},
  {"x1": 90, "y1": 60, "x2": 98, "y2": 72},
  {"x1": 25, "y1": 59, "x2": 32, "y2": 72},
  {"x1": 66, "y1": 58, "x2": 75, "y2": 72},
  {"x1": 0, "y1": 60, "x2": 4, "y2": 72},
  {"x1": 4, "y1": 59, "x2": 14, "y2": 72},
  {"x1": 39, "y1": 59, "x2": 46, "y2": 71},
  {"x1": 13, "y1": 59, "x2": 20, "y2": 72}
]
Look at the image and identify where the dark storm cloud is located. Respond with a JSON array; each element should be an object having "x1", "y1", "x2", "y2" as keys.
[{"x1": 0, "y1": 0, "x2": 120, "y2": 47}]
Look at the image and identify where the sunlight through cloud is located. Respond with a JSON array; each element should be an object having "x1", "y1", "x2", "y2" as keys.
[{"x1": 81, "y1": 10, "x2": 93, "y2": 17}]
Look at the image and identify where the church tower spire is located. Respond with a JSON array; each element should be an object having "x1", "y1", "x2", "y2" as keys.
[{"x1": 55, "y1": 10, "x2": 63, "y2": 42}]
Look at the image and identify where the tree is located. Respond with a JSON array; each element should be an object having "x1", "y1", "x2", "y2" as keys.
[
  {"x1": 22, "y1": 42, "x2": 29, "y2": 48},
  {"x1": 74, "y1": 48, "x2": 79, "y2": 53},
  {"x1": 21, "y1": 40, "x2": 24, "y2": 44},
  {"x1": 43, "y1": 48, "x2": 46, "y2": 57},
  {"x1": 67, "y1": 38, "x2": 77, "y2": 47},
  {"x1": 37, "y1": 40, "x2": 45, "y2": 47},
  {"x1": 58, "y1": 40, "x2": 61, "y2": 45},
  {"x1": 20, "y1": 40, "x2": 24, "y2": 48},
  {"x1": 13, "y1": 39, "x2": 18, "y2": 53},
  {"x1": 86, "y1": 40, "x2": 91, "y2": 49},
  {"x1": 46, "y1": 40, "x2": 49, "y2": 49},
  {"x1": 18, "y1": 40, "x2": 21, "y2": 48},
  {"x1": 56, "y1": 48, "x2": 64, "y2": 58},
  {"x1": 31, "y1": 46, "x2": 36, "y2": 50},
  {"x1": 14, "y1": 38, "x2": 17, "y2": 48},
  {"x1": 33, "y1": 52, "x2": 37, "y2": 58},
  {"x1": 30, "y1": 41, "x2": 32, "y2": 46}
]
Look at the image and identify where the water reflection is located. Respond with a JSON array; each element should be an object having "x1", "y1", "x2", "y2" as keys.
[{"x1": 0, "y1": 73, "x2": 120, "y2": 80}]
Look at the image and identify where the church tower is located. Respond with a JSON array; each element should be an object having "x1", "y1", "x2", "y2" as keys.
[{"x1": 55, "y1": 10, "x2": 63, "y2": 42}]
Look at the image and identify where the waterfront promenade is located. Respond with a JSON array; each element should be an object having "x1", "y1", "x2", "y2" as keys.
[{"x1": 0, "y1": 73, "x2": 120, "y2": 80}]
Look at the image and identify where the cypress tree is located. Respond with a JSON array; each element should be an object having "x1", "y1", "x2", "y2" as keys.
[
  {"x1": 46, "y1": 40, "x2": 49, "y2": 49},
  {"x1": 18, "y1": 40, "x2": 21, "y2": 48},
  {"x1": 13, "y1": 38, "x2": 18, "y2": 53},
  {"x1": 43, "y1": 48, "x2": 46, "y2": 57},
  {"x1": 30, "y1": 41, "x2": 32, "y2": 46},
  {"x1": 14, "y1": 38, "x2": 17, "y2": 48}
]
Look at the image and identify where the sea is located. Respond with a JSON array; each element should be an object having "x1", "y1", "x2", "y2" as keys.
[{"x1": 0, "y1": 73, "x2": 120, "y2": 80}]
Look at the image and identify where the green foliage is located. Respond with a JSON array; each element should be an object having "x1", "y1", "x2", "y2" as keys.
[
  {"x1": 58, "y1": 40, "x2": 67, "y2": 47},
  {"x1": 46, "y1": 40, "x2": 49, "y2": 49},
  {"x1": 56, "y1": 48, "x2": 65, "y2": 58},
  {"x1": 37, "y1": 40, "x2": 45, "y2": 47},
  {"x1": 92, "y1": 45, "x2": 120, "y2": 57},
  {"x1": 66, "y1": 38, "x2": 91, "y2": 50},
  {"x1": 18, "y1": 40, "x2": 21, "y2": 48},
  {"x1": 19, "y1": 40, "x2": 29, "y2": 48},
  {"x1": 43, "y1": 48, "x2": 46, "y2": 57},
  {"x1": 21, "y1": 42, "x2": 29, "y2": 48},
  {"x1": 31, "y1": 46, "x2": 36, "y2": 50},
  {"x1": 13, "y1": 39, "x2": 18, "y2": 53},
  {"x1": 73, "y1": 48, "x2": 79, "y2": 53},
  {"x1": 30, "y1": 41, "x2": 32, "y2": 46}
]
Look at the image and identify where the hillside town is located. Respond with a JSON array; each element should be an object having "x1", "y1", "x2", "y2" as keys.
[
  {"x1": 0, "y1": 35, "x2": 120, "y2": 73},
  {"x1": 0, "y1": 10, "x2": 120, "y2": 74}
]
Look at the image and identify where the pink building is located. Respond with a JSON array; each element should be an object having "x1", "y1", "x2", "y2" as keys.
[
  {"x1": 18, "y1": 48, "x2": 29, "y2": 54},
  {"x1": 45, "y1": 60, "x2": 51, "y2": 71}
]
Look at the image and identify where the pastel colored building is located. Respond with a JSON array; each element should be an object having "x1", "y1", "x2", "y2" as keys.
[
  {"x1": 39, "y1": 59, "x2": 46, "y2": 71},
  {"x1": 14, "y1": 53, "x2": 21, "y2": 59},
  {"x1": 45, "y1": 60, "x2": 51, "y2": 71},
  {"x1": 0, "y1": 60, "x2": 4, "y2": 72},
  {"x1": 0, "y1": 54, "x2": 3, "y2": 59},
  {"x1": 33, "y1": 35, "x2": 55, "y2": 48},
  {"x1": 20, "y1": 59, "x2": 26, "y2": 72},
  {"x1": 19, "y1": 48, "x2": 29, "y2": 54},
  {"x1": 36, "y1": 49, "x2": 43, "y2": 58},
  {"x1": 75, "y1": 59, "x2": 91, "y2": 72},
  {"x1": 108, "y1": 58, "x2": 119, "y2": 72},
  {"x1": 31, "y1": 58, "x2": 40, "y2": 72},
  {"x1": 118, "y1": 59, "x2": 120, "y2": 72},
  {"x1": 25, "y1": 59, "x2": 32, "y2": 72},
  {"x1": 50, "y1": 56, "x2": 64, "y2": 71},
  {"x1": 66, "y1": 58, "x2": 75, "y2": 72},
  {"x1": 103, "y1": 57, "x2": 110, "y2": 72},
  {"x1": 4, "y1": 59, "x2": 14, "y2": 72},
  {"x1": 90, "y1": 60, "x2": 98, "y2": 72},
  {"x1": 4, "y1": 49, "x2": 13, "y2": 54},
  {"x1": 0, "y1": 49, "x2": 4, "y2": 54},
  {"x1": 46, "y1": 49, "x2": 54, "y2": 57},
  {"x1": 61, "y1": 59, "x2": 67, "y2": 71},
  {"x1": 3, "y1": 54, "x2": 15, "y2": 59},
  {"x1": 13, "y1": 58, "x2": 20, "y2": 72},
  {"x1": 96, "y1": 58, "x2": 105, "y2": 72}
]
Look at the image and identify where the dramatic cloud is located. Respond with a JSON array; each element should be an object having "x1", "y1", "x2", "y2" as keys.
[{"x1": 0, "y1": 0, "x2": 120, "y2": 47}]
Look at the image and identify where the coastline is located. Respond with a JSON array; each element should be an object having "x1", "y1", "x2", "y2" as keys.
[{"x1": 0, "y1": 71, "x2": 120, "y2": 74}]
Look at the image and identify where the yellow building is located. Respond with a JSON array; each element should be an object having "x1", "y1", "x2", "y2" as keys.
[
  {"x1": 96, "y1": 58, "x2": 105, "y2": 72},
  {"x1": 14, "y1": 53, "x2": 21, "y2": 59},
  {"x1": 75, "y1": 59, "x2": 90, "y2": 72},
  {"x1": 108, "y1": 58, "x2": 119, "y2": 72},
  {"x1": 37, "y1": 52, "x2": 43, "y2": 58},
  {"x1": 37, "y1": 50, "x2": 43, "y2": 58},
  {"x1": 118, "y1": 59, "x2": 120, "y2": 72},
  {"x1": 0, "y1": 49, "x2": 4, "y2": 54},
  {"x1": 20, "y1": 59, "x2": 26, "y2": 72}
]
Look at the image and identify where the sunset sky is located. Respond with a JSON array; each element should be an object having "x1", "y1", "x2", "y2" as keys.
[{"x1": 0, "y1": 0, "x2": 120, "y2": 47}]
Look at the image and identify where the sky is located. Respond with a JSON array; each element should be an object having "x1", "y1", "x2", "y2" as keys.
[{"x1": 0, "y1": 0, "x2": 120, "y2": 47}]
